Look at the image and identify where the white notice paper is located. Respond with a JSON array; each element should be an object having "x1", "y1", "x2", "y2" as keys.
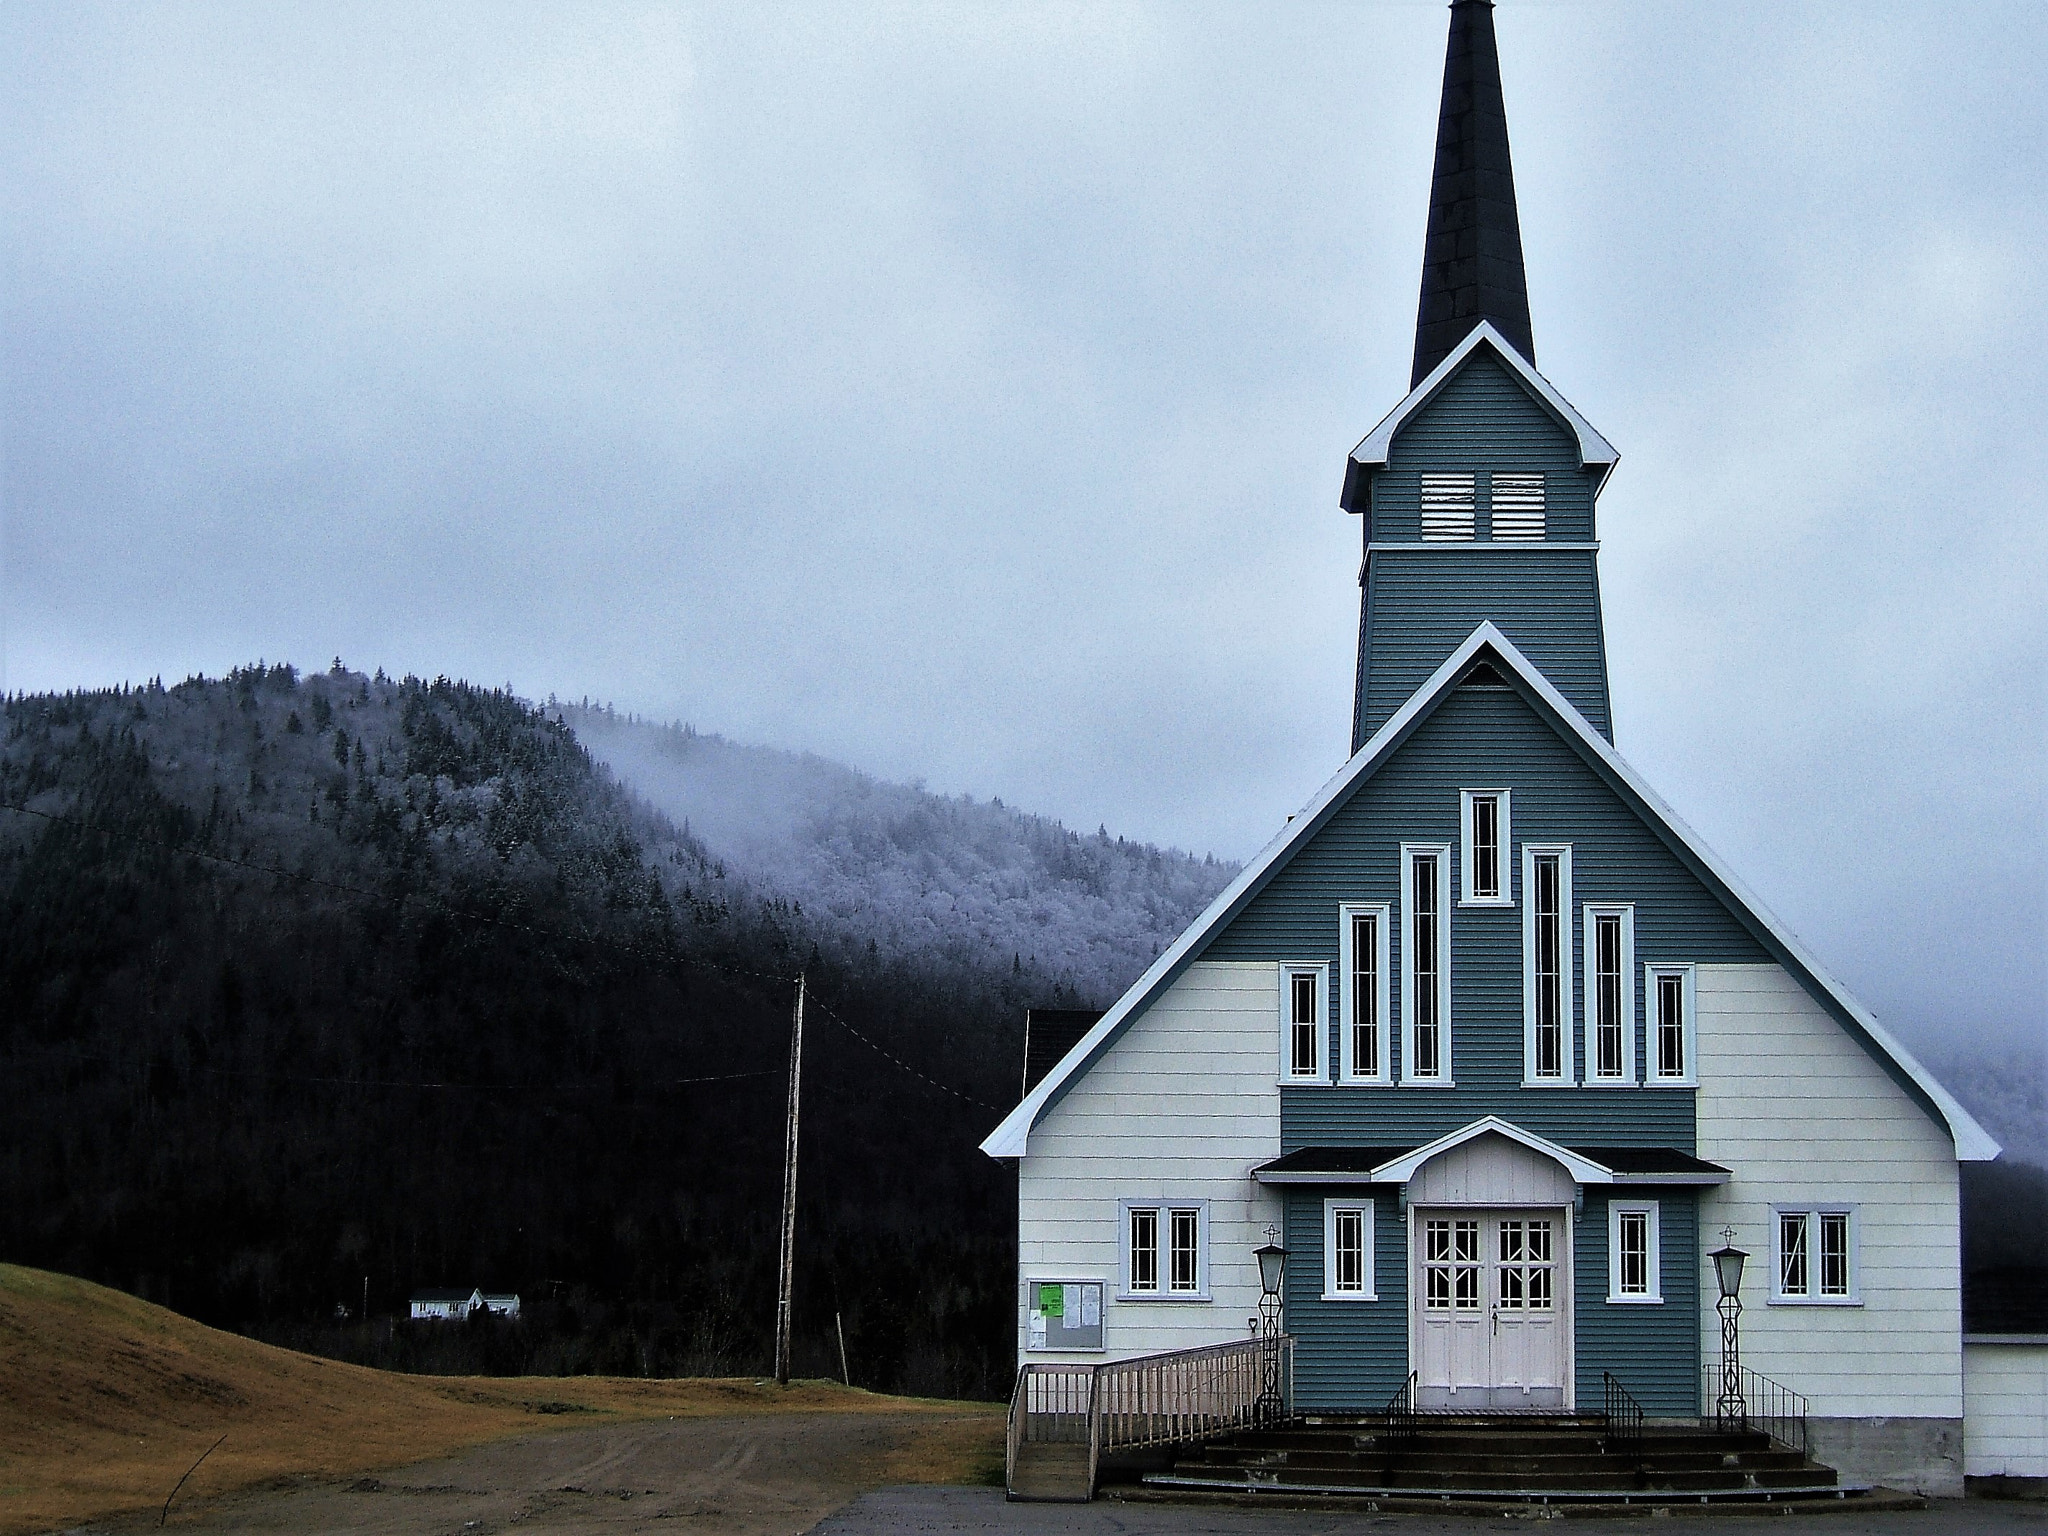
[
  {"x1": 1081, "y1": 1286, "x2": 1100, "y2": 1327},
  {"x1": 1028, "y1": 1311, "x2": 1047, "y2": 1349},
  {"x1": 1062, "y1": 1284, "x2": 1080, "y2": 1321}
]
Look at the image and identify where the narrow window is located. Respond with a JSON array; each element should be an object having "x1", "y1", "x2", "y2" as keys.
[
  {"x1": 1169, "y1": 1209, "x2": 1201, "y2": 1293},
  {"x1": 1583, "y1": 904, "x2": 1635, "y2": 1083},
  {"x1": 1779, "y1": 1211, "x2": 1808, "y2": 1298},
  {"x1": 1819, "y1": 1213, "x2": 1850, "y2": 1298},
  {"x1": 1618, "y1": 1212, "x2": 1648, "y2": 1295},
  {"x1": 1325, "y1": 1201, "x2": 1373, "y2": 1299},
  {"x1": 1404, "y1": 847, "x2": 1448, "y2": 1080},
  {"x1": 1420, "y1": 472, "x2": 1476, "y2": 540},
  {"x1": 1282, "y1": 966, "x2": 1323, "y2": 1080},
  {"x1": 1532, "y1": 853, "x2": 1564, "y2": 1079},
  {"x1": 1347, "y1": 910, "x2": 1383, "y2": 1079},
  {"x1": 1594, "y1": 913, "x2": 1624, "y2": 1078},
  {"x1": 1453, "y1": 1219, "x2": 1481, "y2": 1308},
  {"x1": 1655, "y1": 970, "x2": 1687, "y2": 1079},
  {"x1": 1425, "y1": 1219, "x2": 1452, "y2": 1308},
  {"x1": 1489, "y1": 472, "x2": 1546, "y2": 540},
  {"x1": 1129, "y1": 1208, "x2": 1159, "y2": 1293},
  {"x1": 1460, "y1": 790, "x2": 1509, "y2": 905}
]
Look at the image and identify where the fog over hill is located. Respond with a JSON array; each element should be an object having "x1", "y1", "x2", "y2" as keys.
[{"x1": 561, "y1": 704, "x2": 1238, "y2": 1009}]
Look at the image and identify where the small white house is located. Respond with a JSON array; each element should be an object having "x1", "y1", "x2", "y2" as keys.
[{"x1": 409, "y1": 1287, "x2": 520, "y2": 1321}]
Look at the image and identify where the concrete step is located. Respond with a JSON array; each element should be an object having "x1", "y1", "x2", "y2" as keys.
[
  {"x1": 1121, "y1": 1477, "x2": 1904, "y2": 1513},
  {"x1": 1199, "y1": 1446, "x2": 1816, "y2": 1476},
  {"x1": 1164, "y1": 1461, "x2": 1836, "y2": 1495}
]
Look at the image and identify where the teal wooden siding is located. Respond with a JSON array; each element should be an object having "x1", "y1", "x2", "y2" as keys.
[
  {"x1": 1359, "y1": 548, "x2": 1611, "y2": 742},
  {"x1": 1207, "y1": 675, "x2": 1772, "y2": 1153},
  {"x1": 1574, "y1": 1190, "x2": 1701, "y2": 1415},
  {"x1": 1282, "y1": 1189, "x2": 1411, "y2": 1411},
  {"x1": 1370, "y1": 351, "x2": 1596, "y2": 542},
  {"x1": 1354, "y1": 346, "x2": 1614, "y2": 746}
]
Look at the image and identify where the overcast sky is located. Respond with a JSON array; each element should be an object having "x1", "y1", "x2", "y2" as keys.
[{"x1": 4, "y1": 2, "x2": 2042, "y2": 1062}]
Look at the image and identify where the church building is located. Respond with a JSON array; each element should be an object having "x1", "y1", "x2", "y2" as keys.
[{"x1": 983, "y1": 1, "x2": 2028, "y2": 1499}]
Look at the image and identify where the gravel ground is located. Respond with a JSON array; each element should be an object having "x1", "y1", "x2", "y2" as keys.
[{"x1": 810, "y1": 1485, "x2": 2048, "y2": 1536}]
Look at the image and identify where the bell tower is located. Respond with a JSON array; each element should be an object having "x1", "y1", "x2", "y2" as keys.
[{"x1": 1343, "y1": 0, "x2": 1618, "y2": 752}]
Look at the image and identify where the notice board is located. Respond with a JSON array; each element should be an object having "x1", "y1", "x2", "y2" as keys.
[{"x1": 1025, "y1": 1278, "x2": 1104, "y2": 1352}]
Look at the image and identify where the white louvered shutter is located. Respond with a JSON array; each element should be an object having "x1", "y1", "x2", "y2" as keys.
[
  {"x1": 1420, "y1": 473, "x2": 1476, "y2": 540},
  {"x1": 1490, "y1": 473, "x2": 1546, "y2": 539}
]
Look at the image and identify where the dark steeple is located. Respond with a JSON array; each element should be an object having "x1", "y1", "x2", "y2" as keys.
[{"x1": 1411, "y1": 0, "x2": 1534, "y2": 387}]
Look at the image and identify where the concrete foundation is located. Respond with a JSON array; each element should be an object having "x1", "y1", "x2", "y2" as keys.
[{"x1": 1807, "y1": 1416, "x2": 1964, "y2": 1498}]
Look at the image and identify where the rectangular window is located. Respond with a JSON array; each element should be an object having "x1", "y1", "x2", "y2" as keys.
[
  {"x1": 1420, "y1": 472, "x2": 1476, "y2": 540},
  {"x1": 1279, "y1": 965, "x2": 1326, "y2": 1082},
  {"x1": 1323, "y1": 1199, "x2": 1375, "y2": 1300},
  {"x1": 1129, "y1": 1208, "x2": 1158, "y2": 1294},
  {"x1": 1169, "y1": 1209, "x2": 1201, "y2": 1293},
  {"x1": 1499, "y1": 1219, "x2": 1554, "y2": 1310},
  {"x1": 1120, "y1": 1201, "x2": 1209, "y2": 1300},
  {"x1": 1772, "y1": 1207, "x2": 1858, "y2": 1304},
  {"x1": 1489, "y1": 472, "x2": 1546, "y2": 540},
  {"x1": 1425, "y1": 1218, "x2": 1481, "y2": 1309},
  {"x1": 1339, "y1": 904, "x2": 1391, "y2": 1082},
  {"x1": 1819, "y1": 1213, "x2": 1850, "y2": 1297},
  {"x1": 1459, "y1": 789, "x2": 1511, "y2": 905},
  {"x1": 1583, "y1": 904, "x2": 1635, "y2": 1083},
  {"x1": 1647, "y1": 964, "x2": 1695, "y2": 1084},
  {"x1": 1401, "y1": 845, "x2": 1451, "y2": 1083},
  {"x1": 1522, "y1": 845, "x2": 1573, "y2": 1083},
  {"x1": 1608, "y1": 1202, "x2": 1662, "y2": 1302}
]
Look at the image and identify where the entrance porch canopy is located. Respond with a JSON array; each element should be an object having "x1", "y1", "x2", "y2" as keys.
[{"x1": 1251, "y1": 1116, "x2": 1730, "y2": 1188}]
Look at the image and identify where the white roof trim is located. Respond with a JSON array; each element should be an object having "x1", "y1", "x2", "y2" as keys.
[
  {"x1": 981, "y1": 620, "x2": 2000, "y2": 1164},
  {"x1": 1349, "y1": 321, "x2": 1618, "y2": 479},
  {"x1": 1370, "y1": 1117, "x2": 1614, "y2": 1186}
]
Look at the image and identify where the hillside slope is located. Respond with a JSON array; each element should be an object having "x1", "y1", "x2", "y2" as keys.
[
  {"x1": 564, "y1": 706, "x2": 1236, "y2": 1004},
  {"x1": 0, "y1": 1263, "x2": 982, "y2": 1536}
]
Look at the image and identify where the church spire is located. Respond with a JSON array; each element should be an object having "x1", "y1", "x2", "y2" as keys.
[{"x1": 1411, "y1": 0, "x2": 1533, "y2": 387}]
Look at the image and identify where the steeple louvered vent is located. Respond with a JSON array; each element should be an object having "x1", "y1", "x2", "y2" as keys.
[
  {"x1": 1490, "y1": 473, "x2": 1546, "y2": 540},
  {"x1": 1421, "y1": 473, "x2": 1476, "y2": 540}
]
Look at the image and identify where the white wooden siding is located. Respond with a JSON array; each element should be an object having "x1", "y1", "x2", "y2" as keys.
[
  {"x1": 1017, "y1": 960, "x2": 1282, "y2": 1363},
  {"x1": 1409, "y1": 1130, "x2": 1576, "y2": 1207},
  {"x1": 1965, "y1": 1343, "x2": 2048, "y2": 1478},
  {"x1": 1694, "y1": 964, "x2": 1961, "y2": 1418}
]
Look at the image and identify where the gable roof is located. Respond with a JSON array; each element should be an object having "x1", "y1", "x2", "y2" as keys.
[
  {"x1": 980, "y1": 622, "x2": 2000, "y2": 1164},
  {"x1": 1349, "y1": 321, "x2": 1619, "y2": 493}
]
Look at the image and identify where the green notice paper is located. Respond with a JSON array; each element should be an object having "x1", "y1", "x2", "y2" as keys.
[{"x1": 1038, "y1": 1283, "x2": 1063, "y2": 1317}]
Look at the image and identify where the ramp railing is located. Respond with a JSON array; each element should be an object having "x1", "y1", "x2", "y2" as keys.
[
  {"x1": 1007, "y1": 1335, "x2": 1293, "y2": 1500},
  {"x1": 1702, "y1": 1362, "x2": 1809, "y2": 1455}
]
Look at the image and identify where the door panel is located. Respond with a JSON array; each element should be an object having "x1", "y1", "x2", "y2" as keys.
[{"x1": 1413, "y1": 1208, "x2": 1569, "y2": 1409}]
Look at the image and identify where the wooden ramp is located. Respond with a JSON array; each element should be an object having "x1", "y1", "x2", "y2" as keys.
[{"x1": 1005, "y1": 1337, "x2": 1293, "y2": 1502}]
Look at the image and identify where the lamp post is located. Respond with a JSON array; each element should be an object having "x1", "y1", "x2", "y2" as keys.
[
  {"x1": 1252, "y1": 1230, "x2": 1287, "y2": 1424},
  {"x1": 1709, "y1": 1228, "x2": 1748, "y2": 1432}
]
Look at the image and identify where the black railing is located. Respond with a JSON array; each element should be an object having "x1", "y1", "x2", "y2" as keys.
[
  {"x1": 1601, "y1": 1370, "x2": 1644, "y2": 1462},
  {"x1": 1702, "y1": 1363, "x2": 1809, "y2": 1456},
  {"x1": 1379, "y1": 1369, "x2": 1419, "y2": 1473}
]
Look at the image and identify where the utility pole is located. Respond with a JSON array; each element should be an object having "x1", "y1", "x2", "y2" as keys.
[{"x1": 773, "y1": 972, "x2": 805, "y2": 1385}]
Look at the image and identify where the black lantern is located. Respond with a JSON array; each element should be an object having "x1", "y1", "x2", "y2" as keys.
[
  {"x1": 1255, "y1": 1240, "x2": 1288, "y2": 1298},
  {"x1": 1710, "y1": 1240, "x2": 1748, "y2": 1301}
]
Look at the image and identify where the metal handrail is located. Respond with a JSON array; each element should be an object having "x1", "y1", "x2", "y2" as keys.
[
  {"x1": 1601, "y1": 1370, "x2": 1644, "y2": 1462},
  {"x1": 1380, "y1": 1369, "x2": 1418, "y2": 1472},
  {"x1": 1702, "y1": 1362, "x2": 1810, "y2": 1455},
  {"x1": 1007, "y1": 1335, "x2": 1293, "y2": 1499}
]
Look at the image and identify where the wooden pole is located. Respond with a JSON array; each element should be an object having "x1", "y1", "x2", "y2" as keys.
[
  {"x1": 774, "y1": 972, "x2": 805, "y2": 1385},
  {"x1": 836, "y1": 1309, "x2": 850, "y2": 1387}
]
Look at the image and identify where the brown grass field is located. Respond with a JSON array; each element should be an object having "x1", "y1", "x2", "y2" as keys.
[{"x1": 0, "y1": 1264, "x2": 1002, "y2": 1535}]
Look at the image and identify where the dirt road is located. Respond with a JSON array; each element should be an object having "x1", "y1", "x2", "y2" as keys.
[{"x1": 85, "y1": 1410, "x2": 999, "y2": 1536}]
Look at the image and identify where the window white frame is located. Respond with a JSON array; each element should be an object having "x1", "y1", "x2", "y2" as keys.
[
  {"x1": 1118, "y1": 1199, "x2": 1211, "y2": 1301},
  {"x1": 1322, "y1": 1198, "x2": 1377, "y2": 1301},
  {"x1": 1338, "y1": 903, "x2": 1392, "y2": 1083},
  {"x1": 1645, "y1": 963, "x2": 1697, "y2": 1086},
  {"x1": 1399, "y1": 843, "x2": 1453, "y2": 1085},
  {"x1": 1606, "y1": 1201, "x2": 1662, "y2": 1303},
  {"x1": 1582, "y1": 904, "x2": 1636, "y2": 1085},
  {"x1": 1459, "y1": 789, "x2": 1512, "y2": 906},
  {"x1": 1277, "y1": 963, "x2": 1329, "y2": 1085},
  {"x1": 1521, "y1": 844, "x2": 1574, "y2": 1086},
  {"x1": 1769, "y1": 1205, "x2": 1860, "y2": 1306}
]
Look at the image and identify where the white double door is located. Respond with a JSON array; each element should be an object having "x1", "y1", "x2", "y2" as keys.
[{"x1": 1412, "y1": 1207, "x2": 1571, "y2": 1409}]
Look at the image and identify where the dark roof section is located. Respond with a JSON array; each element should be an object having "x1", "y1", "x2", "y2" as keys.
[
  {"x1": 1412, "y1": 0, "x2": 1534, "y2": 386},
  {"x1": 1253, "y1": 1144, "x2": 1730, "y2": 1185},
  {"x1": 1022, "y1": 1009, "x2": 1104, "y2": 1099}
]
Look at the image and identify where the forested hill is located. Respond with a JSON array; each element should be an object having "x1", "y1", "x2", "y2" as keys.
[
  {"x1": 562, "y1": 705, "x2": 1236, "y2": 1005},
  {"x1": 0, "y1": 663, "x2": 1220, "y2": 1399}
]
